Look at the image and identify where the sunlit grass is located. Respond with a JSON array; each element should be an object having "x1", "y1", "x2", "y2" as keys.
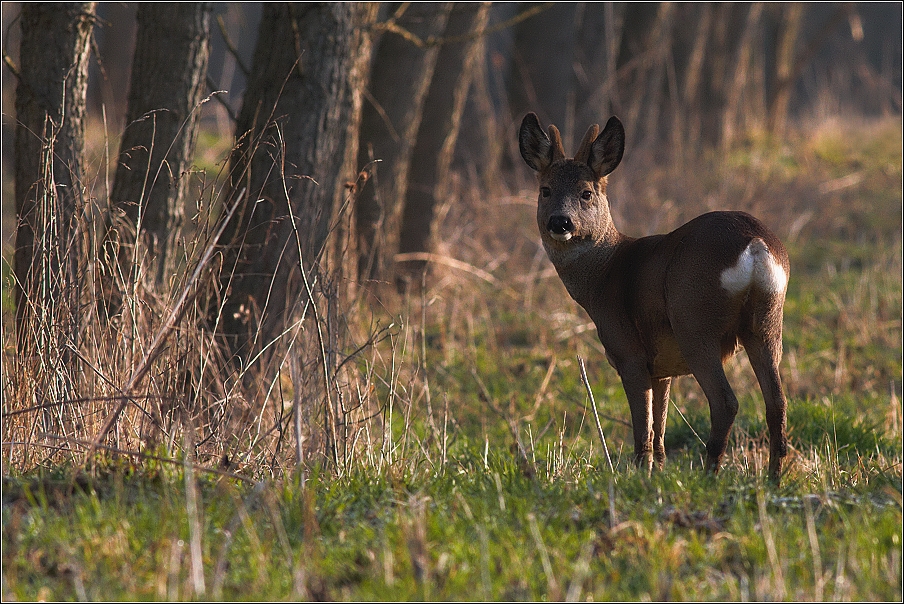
[{"x1": 3, "y1": 437, "x2": 900, "y2": 601}]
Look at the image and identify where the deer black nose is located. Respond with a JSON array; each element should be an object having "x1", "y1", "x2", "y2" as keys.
[{"x1": 547, "y1": 215, "x2": 574, "y2": 235}]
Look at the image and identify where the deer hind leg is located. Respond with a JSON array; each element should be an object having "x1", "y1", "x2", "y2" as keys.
[
  {"x1": 741, "y1": 325, "x2": 788, "y2": 481},
  {"x1": 682, "y1": 344, "x2": 740, "y2": 475},
  {"x1": 652, "y1": 377, "x2": 671, "y2": 469}
]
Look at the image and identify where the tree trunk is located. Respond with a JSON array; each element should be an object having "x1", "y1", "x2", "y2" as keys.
[
  {"x1": 506, "y1": 3, "x2": 579, "y2": 147},
  {"x1": 109, "y1": 2, "x2": 212, "y2": 282},
  {"x1": 355, "y1": 3, "x2": 452, "y2": 283},
  {"x1": 396, "y1": 2, "x2": 492, "y2": 287},
  {"x1": 572, "y1": 3, "x2": 617, "y2": 130},
  {"x1": 637, "y1": 2, "x2": 675, "y2": 151},
  {"x1": 218, "y1": 2, "x2": 377, "y2": 364},
  {"x1": 722, "y1": 2, "x2": 764, "y2": 148},
  {"x1": 694, "y1": 3, "x2": 748, "y2": 146},
  {"x1": 14, "y1": 2, "x2": 95, "y2": 354},
  {"x1": 89, "y1": 3, "x2": 137, "y2": 131},
  {"x1": 681, "y1": 3, "x2": 713, "y2": 146},
  {"x1": 767, "y1": 3, "x2": 805, "y2": 136},
  {"x1": 613, "y1": 2, "x2": 660, "y2": 142}
]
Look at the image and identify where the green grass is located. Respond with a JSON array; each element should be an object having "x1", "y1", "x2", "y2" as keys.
[
  {"x1": 3, "y1": 440, "x2": 900, "y2": 601},
  {"x1": 3, "y1": 117, "x2": 901, "y2": 600}
]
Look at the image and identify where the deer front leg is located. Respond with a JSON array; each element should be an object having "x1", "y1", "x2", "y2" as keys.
[
  {"x1": 620, "y1": 368, "x2": 654, "y2": 474},
  {"x1": 652, "y1": 377, "x2": 671, "y2": 469}
]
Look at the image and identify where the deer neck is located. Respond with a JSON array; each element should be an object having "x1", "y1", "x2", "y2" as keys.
[{"x1": 544, "y1": 224, "x2": 627, "y2": 308}]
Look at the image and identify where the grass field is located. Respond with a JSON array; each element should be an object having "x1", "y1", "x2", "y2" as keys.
[{"x1": 2, "y1": 116, "x2": 902, "y2": 600}]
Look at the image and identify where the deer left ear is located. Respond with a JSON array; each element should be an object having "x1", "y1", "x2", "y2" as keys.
[
  {"x1": 588, "y1": 116, "x2": 625, "y2": 178},
  {"x1": 519, "y1": 113, "x2": 554, "y2": 172}
]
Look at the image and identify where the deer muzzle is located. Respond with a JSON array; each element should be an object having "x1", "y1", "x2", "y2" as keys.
[{"x1": 547, "y1": 215, "x2": 575, "y2": 241}]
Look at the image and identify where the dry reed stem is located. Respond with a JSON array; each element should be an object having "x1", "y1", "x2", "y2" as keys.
[{"x1": 83, "y1": 189, "x2": 245, "y2": 463}]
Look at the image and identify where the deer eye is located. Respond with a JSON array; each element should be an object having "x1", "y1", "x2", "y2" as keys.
[
  {"x1": 581, "y1": 190, "x2": 593, "y2": 201},
  {"x1": 540, "y1": 187, "x2": 551, "y2": 198}
]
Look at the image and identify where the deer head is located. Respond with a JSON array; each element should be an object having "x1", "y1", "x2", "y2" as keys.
[{"x1": 519, "y1": 112, "x2": 625, "y2": 250}]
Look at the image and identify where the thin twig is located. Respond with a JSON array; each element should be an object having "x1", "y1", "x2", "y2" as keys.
[
  {"x1": 290, "y1": 355, "x2": 305, "y2": 482},
  {"x1": 578, "y1": 357, "x2": 614, "y2": 473},
  {"x1": 183, "y1": 419, "x2": 207, "y2": 597},
  {"x1": 206, "y1": 76, "x2": 238, "y2": 123},
  {"x1": 670, "y1": 399, "x2": 706, "y2": 446},
  {"x1": 373, "y1": 2, "x2": 554, "y2": 48},
  {"x1": 394, "y1": 252, "x2": 498, "y2": 285},
  {"x1": 276, "y1": 126, "x2": 340, "y2": 469},
  {"x1": 2, "y1": 393, "x2": 174, "y2": 418},
  {"x1": 2, "y1": 9, "x2": 21, "y2": 80},
  {"x1": 211, "y1": 480, "x2": 268, "y2": 598},
  {"x1": 527, "y1": 512, "x2": 561, "y2": 598}
]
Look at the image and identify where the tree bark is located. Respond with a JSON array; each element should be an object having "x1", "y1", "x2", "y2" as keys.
[
  {"x1": 109, "y1": 2, "x2": 212, "y2": 281},
  {"x1": 355, "y1": 3, "x2": 453, "y2": 283},
  {"x1": 396, "y1": 2, "x2": 492, "y2": 286},
  {"x1": 14, "y1": 2, "x2": 95, "y2": 352},
  {"x1": 218, "y1": 2, "x2": 377, "y2": 364}
]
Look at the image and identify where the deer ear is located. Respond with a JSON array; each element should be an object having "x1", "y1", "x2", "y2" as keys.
[
  {"x1": 588, "y1": 116, "x2": 625, "y2": 178},
  {"x1": 547, "y1": 124, "x2": 565, "y2": 162},
  {"x1": 574, "y1": 124, "x2": 600, "y2": 165},
  {"x1": 519, "y1": 113, "x2": 553, "y2": 172}
]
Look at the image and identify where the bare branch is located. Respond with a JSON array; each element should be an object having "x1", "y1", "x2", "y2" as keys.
[
  {"x1": 216, "y1": 13, "x2": 250, "y2": 77},
  {"x1": 373, "y1": 2, "x2": 555, "y2": 49}
]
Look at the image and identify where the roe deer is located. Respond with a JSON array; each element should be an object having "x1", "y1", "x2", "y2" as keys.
[{"x1": 519, "y1": 112, "x2": 790, "y2": 480}]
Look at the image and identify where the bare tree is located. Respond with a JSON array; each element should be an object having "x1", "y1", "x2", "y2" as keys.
[
  {"x1": 763, "y1": 3, "x2": 803, "y2": 138},
  {"x1": 217, "y1": 2, "x2": 378, "y2": 364},
  {"x1": 722, "y1": 2, "x2": 764, "y2": 148},
  {"x1": 506, "y1": 3, "x2": 579, "y2": 147},
  {"x1": 396, "y1": 2, "x2": 492, "y2": 286},
  {"x1": 355, "y1": 3, "x2": 453, "y2": 283},
  {"x1": 108, "y1": 2, "x2": 212, "y2": 283},
  {"x1": 13, "y1": 2, "x2": 95, "y2": 353}
]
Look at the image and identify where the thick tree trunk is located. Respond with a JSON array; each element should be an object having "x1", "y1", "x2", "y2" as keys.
[
  {"x1": 355, "y1": 3, "x2": 453, "y2": 283},
  {"x1": 109, "y1": 2, "x2": 212, "y2": 281},
  {"x1": 396, "y1": 2, "x2": 492, "y2": 286},
  {"x1": 14, "y1": 2, "x2": 95, "y2": 353},
  {"x1": 218, "y1": 2, "x2": 377, "y2": 364}
]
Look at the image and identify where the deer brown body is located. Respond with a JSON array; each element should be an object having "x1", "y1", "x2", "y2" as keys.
[{"x1": 519, "y1": 112, "x2": 789, "y2": 479}]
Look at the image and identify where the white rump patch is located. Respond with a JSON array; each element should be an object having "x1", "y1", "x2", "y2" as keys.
[{"x1": 720, "y1": 238, "x2": 787, "y2": 296}]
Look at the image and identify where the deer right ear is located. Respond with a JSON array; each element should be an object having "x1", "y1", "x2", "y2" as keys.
[
  {"x1": 519, "y1": 113, "x2": 554, "y2": 172},
  {"x1": 588, "y1": 116, "x2": 625, "y2": 178}
]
